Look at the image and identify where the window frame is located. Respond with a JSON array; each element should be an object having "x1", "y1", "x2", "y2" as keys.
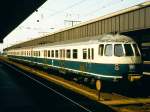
[
  {"x1": 114, "y1": 44, "x2": 124, "y2": 57},
  {"x1": 83, "y1": 48, "x2": 87, "y2": 59},
  {"x1": 98, "y1": 44, "x2": 104, "y2": 56},
  {"x1": 73, "y1": 49, "x2": 78, "y2": 59},
  {"x1": 104, "y1": 44, "x2": 113, "y2": 56},
  {"x1": 66, "y1": 49, "x2": 71, "y2": 58}
]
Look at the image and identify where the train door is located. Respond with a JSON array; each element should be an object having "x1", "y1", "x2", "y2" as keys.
[
  {"x1": 60, "y1": 49, "x2": 65, "y2": 67},
  {"x1": 80, "y1": 48, "x2": 94, "y2": 72},
  {"x1": 88, "y1": 48, "x2": 94, "y2": 71},
  {"x1": 44, "y1": 50, "x2": 47, "y2": 64}
]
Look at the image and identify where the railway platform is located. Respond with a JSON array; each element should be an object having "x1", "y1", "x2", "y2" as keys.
[
  {"x1": 1, "y1": 56, "x2": 150, "y2": 112},
  {"x1": 0, "y1": 57, "x2": 115, "y2": 112}
]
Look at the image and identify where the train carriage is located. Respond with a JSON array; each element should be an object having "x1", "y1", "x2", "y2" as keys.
[{"x1": 6, "y1": 34, "x2": 142, "y2": 89}]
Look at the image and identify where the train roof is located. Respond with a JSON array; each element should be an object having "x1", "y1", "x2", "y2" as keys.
[
  {"x1": 6, "y1": 34, "x2": 136, "y2": 50},
  {"x1": 35, "y1": 34, "x2": 136, "y2": 48},
  {"x1": 99, "y1": 34, "x2": 134, "y2": 43}
]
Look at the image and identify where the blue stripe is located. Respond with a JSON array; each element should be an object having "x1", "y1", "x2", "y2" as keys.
[{"x1": 9, "y1": 56, "x2": 141, "y2": 80}]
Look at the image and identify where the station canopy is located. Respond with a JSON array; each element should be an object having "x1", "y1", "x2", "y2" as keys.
[{"x1": 0, "y1": 0, "x2": 46, "y2": 42}]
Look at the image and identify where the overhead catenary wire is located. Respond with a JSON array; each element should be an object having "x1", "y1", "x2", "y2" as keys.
[
  {"x1": 48, "y1": 0, "x2": 88, "y2": 17},
  {"x1": 83, "y1": 0, "x2": 124, "y2": 18}
]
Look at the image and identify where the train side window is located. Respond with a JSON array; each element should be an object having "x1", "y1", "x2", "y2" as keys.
[
  {"x1": 114, "y1": 44, "x2": 124, "y2": 57},
  {"x1": 29, "y1": 51, "x2": 30, "y2": 56},
  {"x1": 73, "y1": 49, "x2": 78, "y2": 59},
  {"x1": 105, "y1": 44, "x2": 112, "y2": 56},
  {"x1": 99, "y1": 44, "x2": 104, "y2": 56},
  {"x1": 39, "y1": 51, "x2": 40, "y2": 57},
  {"x1": 83, "y1": 49, "x2": 87, "y2": 59},
  {"x1": 55, "y1": 50, "x2": 58, "y2": 58},
  {"x1": 31, "y1": 51, "x2": 33, "y2": 56},
  {"x1": 66, "y1": 49, "x2": 71, "y2": 58},
  {"x1": 51, "y1": 50, "x2": 54, "y2": 57},
  {"x1": 44, "y1": 50, "x2": 47, "y2": 57},
  {"x1": 60, "y1": 49, "x2": 62, "y2": 58},
  {"x1": 124, "y1": 44, "x2": 134, "y2": 56},
  {"x1": 48, "y1": 50, "x2": 50, "y2": 57},
  {"x1": 133, "y1": 44, "x2": 140, "y2": 56},
  {"x1": 88, "y1": 48, "x2": 90, "y2": 59},
  {"x1": 63, "y1": 49, "x2": 65, "y2": 58},
  {"x1": 91, "y1": 48, "x2": 94, "y2": 59},
  {"x1": 33, "y1": 51, "x2": 35, "y2": 56},
  {"x1": 60, "y1": 49, "x2": 65, "y2": 58}
]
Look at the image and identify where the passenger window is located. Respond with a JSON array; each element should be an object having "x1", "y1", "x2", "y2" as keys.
[
  {"x1": 66, "y1": 49, "x2": 71, "y2": 58},
  {"x1": 124, "y1": 44, "x2": 134, "y2": 56},
  {"x1": 51, "y1": 50, "x2": 54, "y2": 57},
  {"x1": 83, "y1": 49, "x2": 87, "y2": 59},
  {"x1": 133, "y1": 44, "x2": 140, "y2": 56},
  {"x1": 105, "y1": 44, "x2": 112, "y2": 56},
  {"x1": 48, "y1": 50, "x2": 50, "y2": 57},
  {"x1": 55, "y1": 50, "x2": 58, "y2": 58},
  {"x1": 99, "y1": 44, "x2": 104, "y2": 56},
  {"x1": 60, "y1": 49, "x2": 65, "y2": 58},
  {"x1": 88, "y1": 48, "x2": 90, "y2": 59},
  {"x1": 114, "y1": 44, "x2": 124, "y2": 57},
  {"x1": 73, "y1": 49, "x2": 78, "y2": 59},
  {"x1": 63, "y1": 49, "x2": 65, "y2": 58},
  {"x1": 39, "y1": 51, "x2": 40, "y2": 57},
  {"x1": 91, "y1": 48, "x2": 94, "y2": 59},
  {"x1": 60, "y1": 50, "x2": 62, "y2": 58},
  {"x1": 44, "y1": 50, "x2": 47, "y2": 57}
]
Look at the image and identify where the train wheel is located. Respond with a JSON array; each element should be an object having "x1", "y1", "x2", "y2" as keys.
[{"x1": 96, "y1": 80, "x2": 102, "y2": 91}]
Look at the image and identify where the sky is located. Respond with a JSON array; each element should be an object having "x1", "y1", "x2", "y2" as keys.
[{"x1": 1, "y1": 0, "x2": 149, "y2": 50}]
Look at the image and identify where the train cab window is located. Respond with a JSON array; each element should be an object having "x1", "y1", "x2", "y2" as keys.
[
  {"x1": 66, "y1": 49, "x2": 71, "y2": 58},
  {"x1": 48, "y1": 50, "x2": 51, "y2": 57},
  {"x1": 124, "y1": 44, "x2": 134, "y2": 56},
  {"x1": 51, "y1": 50, "x2": 54, "y2": 57},
  {"x1": 99, "y1": 44, "x2": 104, "y2": 56},
  {"x1": 83, "y1": 49, "x2": 87, "y2": 59},
  {"x1": 73, "y1": 49, "x2": 78, "y2": 59},
  {"x1": 133, "y1": 44, "x2": 140, "y2": 56},
  {"x1": 114, "y1": 44, "x2": 124, "y2": 57},
  {"x1": 105, "y1": 44, "x2": 112, "y2": 56},
  {"x1": 55, "y1": 50, "x2": 58, "y2": 58}
]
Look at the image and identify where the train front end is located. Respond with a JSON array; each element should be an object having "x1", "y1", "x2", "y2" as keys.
[{"x1": 98, "y1": 34, "x2": 142, "y2": 82}]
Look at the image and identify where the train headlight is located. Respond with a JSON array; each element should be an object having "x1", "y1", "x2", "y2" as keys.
[
  {"x1": 115, "y1": 64, "x2": 120, "y2": 71},
  {"x1": 129, "y1": 64, "x2": 135, "y2": 70}
]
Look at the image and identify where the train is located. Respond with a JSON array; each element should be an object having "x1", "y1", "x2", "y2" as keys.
[{"x1": 6, "y1": 34, "x2": 142, "y2": 90}]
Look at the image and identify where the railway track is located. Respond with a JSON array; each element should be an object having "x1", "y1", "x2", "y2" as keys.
[
  {"x1": 2, "y1": 61, "x2": 93, "y2": 112},
  {"x1": 1, "y1": 56, "x2": 150, "y2": 112}
]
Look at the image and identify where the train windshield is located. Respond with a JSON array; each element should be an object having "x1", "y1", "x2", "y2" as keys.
[
  {"x1": 124, "y1": 44, "x2": 134, "y2": 56},
  {"x1": 114, "y1": 44, "x2": 124, "y2": 57},
  {"x1": 105, "y1": 44, "x2": 112, "y2": 56},
  {"x1": 133, "y1": 44, "x2": 140, "y2": 56}
]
